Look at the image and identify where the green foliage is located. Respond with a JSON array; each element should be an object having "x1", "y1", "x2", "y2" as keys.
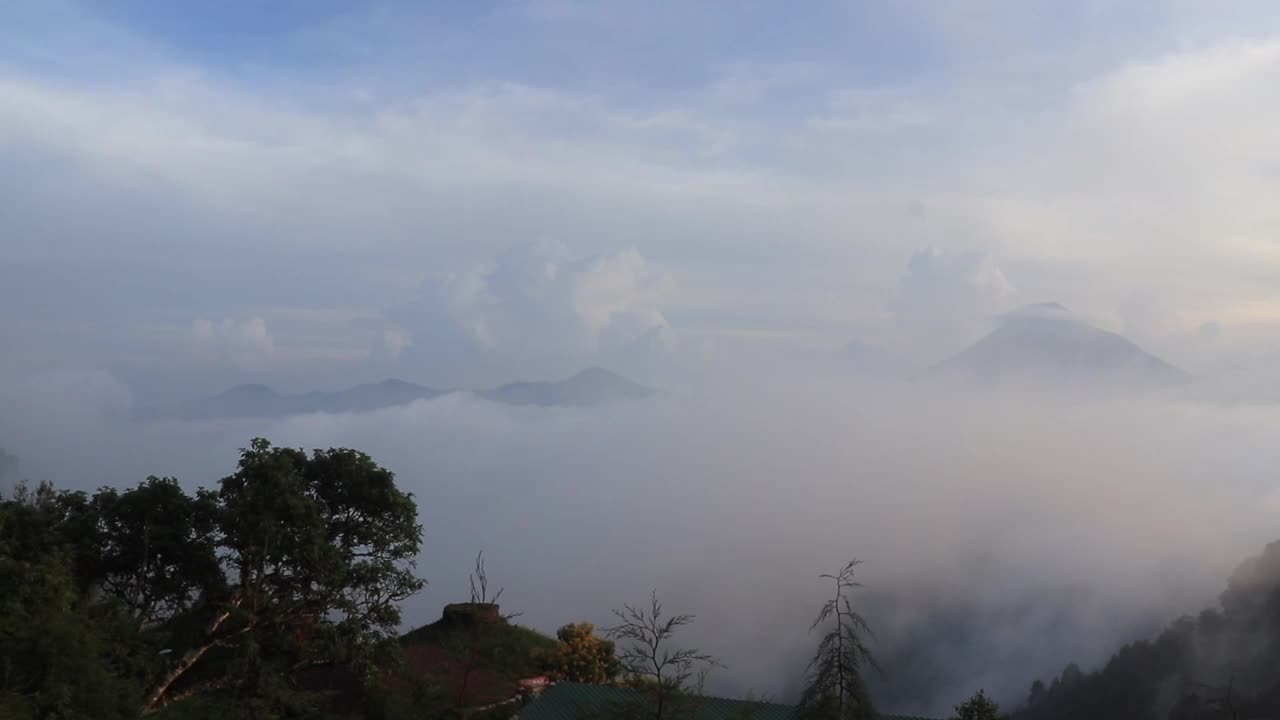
[
  {"x1": 360, "y1": 675, "x2": 450, "y2": 720},
  {"x1": 416, "y1": 551, "x2": 554, "y2": 708},
  {"x1": 207, "y1": 440, "x2": 425, "y2": 681},
  {"x1": 799, "y1": 560, "x2": 879, "y2": 720},
  {"x1": 0, "y1": 438, "x2": 426, "y2": 718},
  {"x1": 951, "y1": 689, "x2": 1006, "y2": 720},
  {"x1": 1018, "y1": 539, "x2": 1280, "y2": 720},
  {"x1": 88, "y1": 476, "x2": 224, "y2": 625},
  {"x1": 540, "y1": 622, "x2": 621, "y2": 684},
  {"x1": 464, "y1": 704, "x2": 527, "y2": 720},
  {"x1": 0, "y1": 483, "x2": 146, "y2": 720},
  {"x1": 403, "y1": 617, "x2": 559, "y2": 680}
]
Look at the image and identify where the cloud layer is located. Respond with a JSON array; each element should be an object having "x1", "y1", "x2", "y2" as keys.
[
  {"x1": 891, "y1": 248, "x2": 1015, "y2": 360},
  {"x1": 6, "y1": 3, "x2": 1280, "y2": 390},
  {"x1": 386, "y1": 241, "x2": 674, "y2": 384},
  {"x1": 4, "y1": 373, "x2": 1280, "y2": 715}
]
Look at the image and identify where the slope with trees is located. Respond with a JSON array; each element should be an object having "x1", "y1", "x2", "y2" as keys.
[{"x1": 1016, "y1": 540, "x2": 1280, "y2": 720}]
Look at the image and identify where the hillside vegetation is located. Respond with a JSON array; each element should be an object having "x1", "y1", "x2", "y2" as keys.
[
  {"x1": 5, "y1": 438, "x2": 1280, "y2": 720},
  {"x1": 1017, "y1": 540, "x2": 1280, "y2": 720}
]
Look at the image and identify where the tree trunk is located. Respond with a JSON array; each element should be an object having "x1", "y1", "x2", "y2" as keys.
[
  {"x1": 141, "y1": 597, "x2": 241, "y2": 714},
  {"x1": 160, "y1": 678, "x2": 230, "y2": 706}
]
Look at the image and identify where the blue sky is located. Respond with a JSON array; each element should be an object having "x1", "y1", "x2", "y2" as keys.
[
  {"x1": 74, "y1": 2, "x2": 936, "y2": 90},
  {"x1": 5, "y1": 0, "x2": 1280, "y2": 399}
]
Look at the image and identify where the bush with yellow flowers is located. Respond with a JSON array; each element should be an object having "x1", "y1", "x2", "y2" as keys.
[{"x1": 537, "y1": 622, "x2": 621, "y2": 684}]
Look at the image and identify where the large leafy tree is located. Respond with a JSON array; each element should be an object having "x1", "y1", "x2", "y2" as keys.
[
  {"x1": 1, "y1": 438, "x2": 426, "y2": 718},
  {"x1": 799, "y1": 559, "x2": 879, "y2": 720},
  {"x1": 143, "y1": 438, "x2": 425, "y2": 714}
]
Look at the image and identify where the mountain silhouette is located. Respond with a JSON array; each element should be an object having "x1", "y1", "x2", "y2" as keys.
[
  {"x1": 477, "y1": 367, "x2": 655, "y2": 407},
  {"x1": 153, "y1": 369, "x2": 653, "y2": 420},
  {"x1": 924, "y1": 303, "x2": 1191, "y2": 388}
]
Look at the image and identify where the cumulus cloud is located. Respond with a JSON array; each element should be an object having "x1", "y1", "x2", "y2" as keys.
[
  {"x1": 572, "y1": 248, "x2": 675, "y2": 350},
  {"x1": 986, "y1": 36, "x2": 1280, "y2": 334},
  {"x1": 890, "y1": 248, "x2": 1015, "y2": 360},
  {"x1": 389, "y1": 241, "x2": 675, "y2": 383},
  {"x1": 381, "y1": 326, "x2": 414, "y2": 360},
  {"x1": 193, "y1": 317, "x2": 275, "y2": 370}
]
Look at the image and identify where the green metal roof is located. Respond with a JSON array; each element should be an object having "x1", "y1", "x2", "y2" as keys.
[{"x1": 516, "y1": 682, "x2": 938, "y2": 720}]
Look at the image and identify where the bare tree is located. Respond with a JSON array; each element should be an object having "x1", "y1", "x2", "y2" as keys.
[
  {"x1": 455, "y1": 551, "x2": 521, "y2": 708},
  {"x1": 606, "y1": 591, "x2": 722, "y2": 720},
  {"x1": 469, "y1": 550, "x2": 504, "y2": 605},
  {"x1": 469, "y1": 550, "x2": 521, "y2": 621},
  {"x1": 799, "y1": 559, "x2": 880, "y2": 720}
]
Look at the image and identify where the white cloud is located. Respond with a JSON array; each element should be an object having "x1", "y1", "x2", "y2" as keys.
[
  {"x1": 989, "y1": 38, "x2": 1280, "y2": 325},
  {"x1": 388, "y1": 242, "x2": 675, "y2": 382},
  {"x1": 7, "y1": 4, "x2": 1280, "y2": 387},
  {"x1": 571, "y1": 247, "x2": 675, "y2": 350},
  {"x1": 381, "y1": 326, "x2": 413, "y2": 360},
  {"x1": 890, "y1": 248, "x2": 1015, "y2": 359},
  {"x1": 193, "y1": 316, "x2": 275, "y2": 370}
]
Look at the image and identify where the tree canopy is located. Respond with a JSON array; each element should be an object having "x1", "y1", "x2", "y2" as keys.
[
  {"x1": 0, "y1": 438, "x2": 425, "y2": 719},
  {"x1": 952, "y1": 689, "x2": 1007, "y2": 720},
  {"x1": 544, "y1": 622, "x2": 621, "y2": 684},
  {"x1": 0, "y1": 481, "x2": 148, "y2": 720}
]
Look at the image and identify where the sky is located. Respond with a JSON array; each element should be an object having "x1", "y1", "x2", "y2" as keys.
[{"x1": 6, "y1": 0, "x2": 1280, "y2": 400}]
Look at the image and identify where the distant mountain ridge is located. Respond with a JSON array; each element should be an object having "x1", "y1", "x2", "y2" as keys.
[
  {"x1": 923, "y1": 303, "x2": 1192, "y2": 388},
  {"x1": 478, "y1": 367, "x2": 655, "y2": 407},
  {"x1": 150, "y1": 368, "x2": 654, "y2": 420}
]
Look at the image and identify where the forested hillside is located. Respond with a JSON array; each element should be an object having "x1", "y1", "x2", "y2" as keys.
[{"x1": 1017, "y1": 541, "x2": 1280, "y2": 720}]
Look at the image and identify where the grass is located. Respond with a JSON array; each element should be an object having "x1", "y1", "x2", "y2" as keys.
[{"x1": 400, "y1": 616, "x2": 559, "y2": 678}]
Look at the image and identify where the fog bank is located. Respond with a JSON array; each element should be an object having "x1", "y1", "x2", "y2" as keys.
[{"x1": 3, "y1": 370, "x2": 1278, "y2": 715}]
